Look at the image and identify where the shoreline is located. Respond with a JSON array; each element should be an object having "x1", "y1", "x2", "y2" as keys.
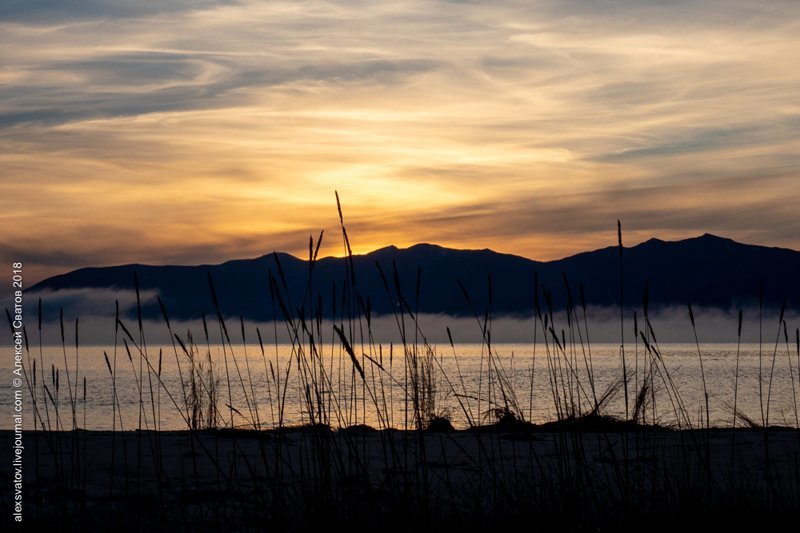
[{"x1": 3, "y1": 424, "x2": 799, "y2": 531}]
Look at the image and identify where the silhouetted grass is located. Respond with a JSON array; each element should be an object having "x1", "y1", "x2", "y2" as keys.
[{"x1": 8, "y1": 195, "x2": 800, "y2": 531}]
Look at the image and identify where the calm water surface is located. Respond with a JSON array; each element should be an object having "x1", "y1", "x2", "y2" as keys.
[{"x1": 2, "y1": 342, "x2": 799, "y2": 430}]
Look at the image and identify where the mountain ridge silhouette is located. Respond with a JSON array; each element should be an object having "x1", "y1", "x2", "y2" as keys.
[{"x1": 29, "y1": 234, "x2": 800, "y2": 320}]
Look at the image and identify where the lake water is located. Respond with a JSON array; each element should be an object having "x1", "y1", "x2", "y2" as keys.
[{"x1": 2, "y1": 342, "x2": 799, "y2": 430}]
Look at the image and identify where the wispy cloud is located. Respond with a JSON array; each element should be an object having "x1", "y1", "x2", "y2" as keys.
[{"x1": 2, "y1": 0, "x2": 799, "y2": 289}]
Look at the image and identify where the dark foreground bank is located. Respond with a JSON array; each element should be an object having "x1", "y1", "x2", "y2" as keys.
[{"x1": 2, "y1": 423, "x2": 799, "y2": 531}]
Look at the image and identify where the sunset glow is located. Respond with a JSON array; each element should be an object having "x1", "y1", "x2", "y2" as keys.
[{"x1": 2, "y1": 1, "x2": 800, "y2": 287}]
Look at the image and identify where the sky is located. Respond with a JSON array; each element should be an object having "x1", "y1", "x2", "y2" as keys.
[{"x1": 2, "y1": 0, "x2": 800, "y2": 291}]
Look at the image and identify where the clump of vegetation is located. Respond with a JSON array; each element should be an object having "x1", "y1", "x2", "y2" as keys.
[{"x1": 8, "y1": 195, "x2": 800, "y2": 530}]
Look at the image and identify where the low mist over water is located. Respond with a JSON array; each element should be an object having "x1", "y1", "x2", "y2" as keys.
[{"x1": 3, "y1": 343, "x2": 798, "y2": 431}]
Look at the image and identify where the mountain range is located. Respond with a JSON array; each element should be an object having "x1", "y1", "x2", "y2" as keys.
[{"x1": 29, "y1": 234, "x2": 800, "y2": 321}]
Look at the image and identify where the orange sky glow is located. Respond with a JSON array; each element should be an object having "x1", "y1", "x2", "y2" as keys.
[{"x1": 1, "y1": 1, "x2": 800, "y2": 289}]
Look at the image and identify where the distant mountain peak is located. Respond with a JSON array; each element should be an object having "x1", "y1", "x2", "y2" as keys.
[
  {"x1": 368, "y1": 244, "x2": 399, "y2": 255},
  {"x1": 406, "y1": 243, "x2": 446, "y2": 252},
  {"x1": 631, "y1": 233, "x2": 739, "y2": 252},
  {"x1": 28, "y1": 233, "x2": 800, "y2": 321},
  {"x1": 696, "y1": 233, "x2": 732, "y2": 242}
]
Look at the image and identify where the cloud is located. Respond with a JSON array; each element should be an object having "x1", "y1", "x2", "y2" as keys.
[
  {"x1": 0, "y1": 53, "x2": 441, "y2": 127},
  {"x1": 5, "y1": 287, "x2": 159, "y2": 323},
  {"x1": 6, "y1": 285, "x2": 798, "y2": 345},
  {"x1": 1, "y1": 0, "x2": 799, "y2": 293},
  {"x1": 0, "y1": 0, "x2": 239, "y2": 23}
]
